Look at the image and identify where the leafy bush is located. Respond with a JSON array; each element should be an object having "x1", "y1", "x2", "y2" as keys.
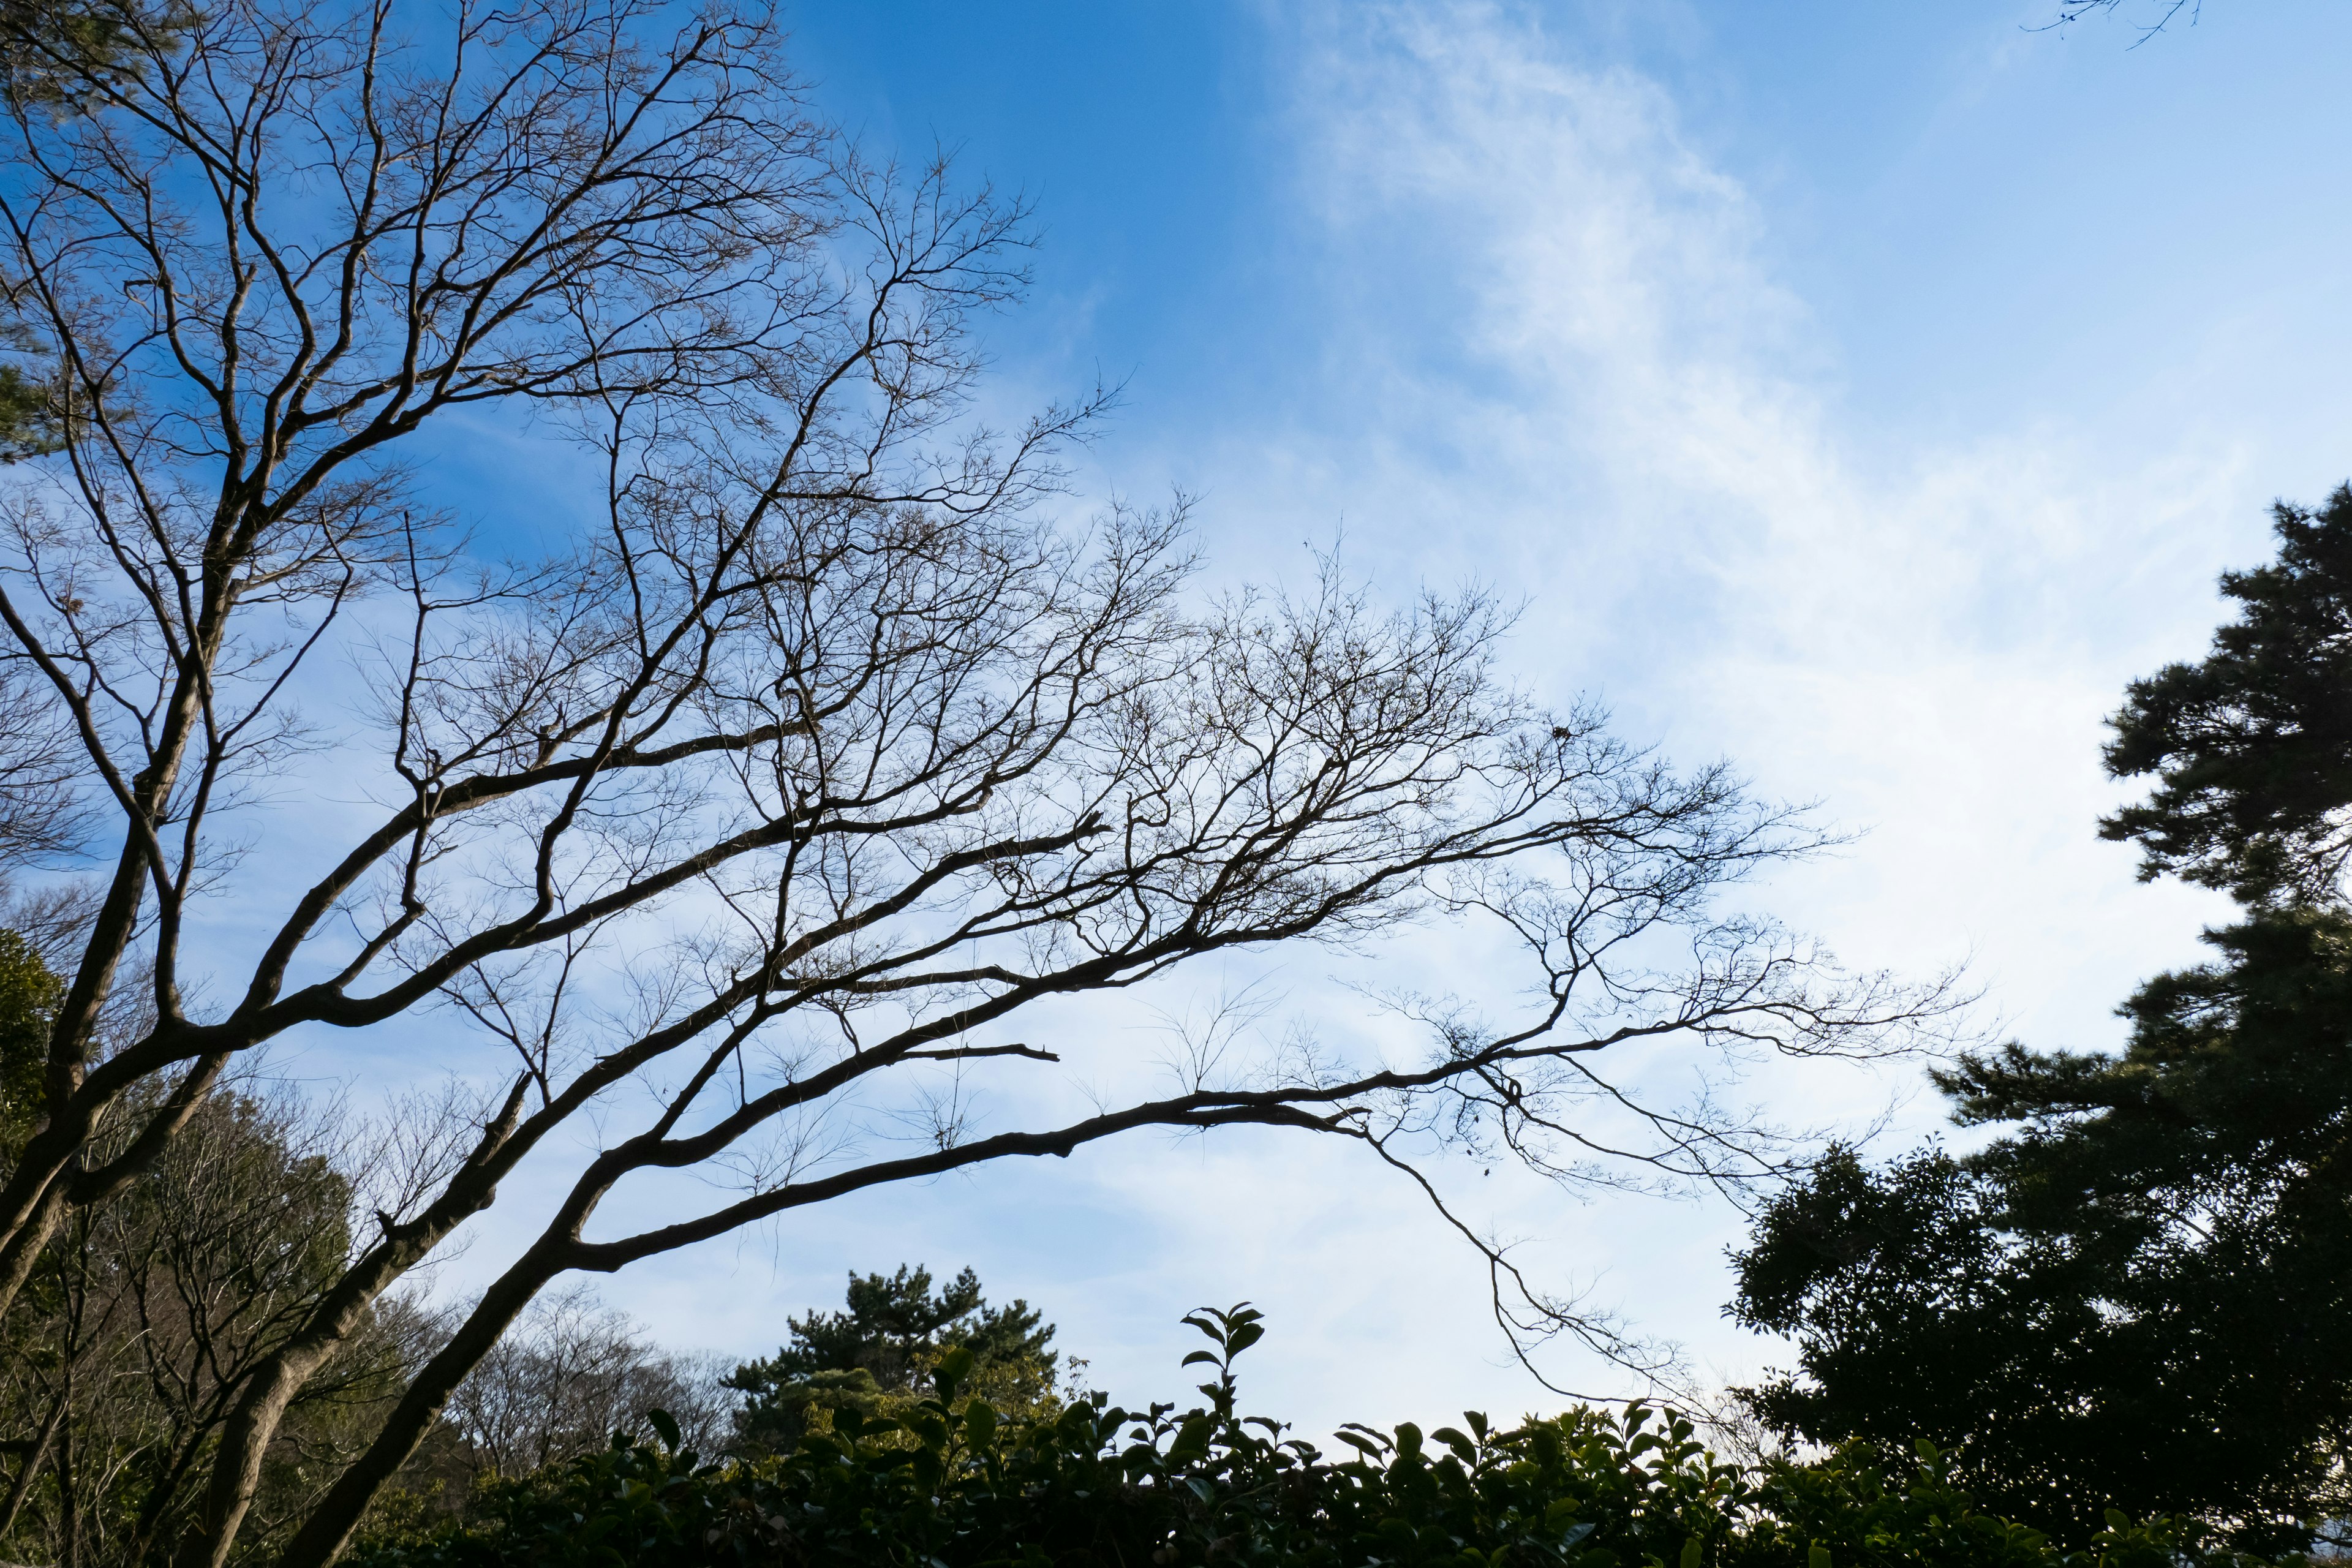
[{"x1": 353, "y1": 1306, "x2": 2299, "y2": 1568}]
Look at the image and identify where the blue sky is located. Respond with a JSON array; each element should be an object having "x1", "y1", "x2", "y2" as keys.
[{"x1": 398, "y1": 0, "x2": 2352, "y2": 1432}]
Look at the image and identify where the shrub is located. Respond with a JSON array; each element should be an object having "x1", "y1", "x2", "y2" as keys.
[{"x1": 352, "y1": 1307, "x2": 2300, "y2": 1568}]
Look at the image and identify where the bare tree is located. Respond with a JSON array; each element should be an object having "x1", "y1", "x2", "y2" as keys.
[
  {"x1": 0, "y1": 1085, "x2": 425, "y2": 1567},
  {"x1": 0, "y1": 0, "x2": 1952, "y2": 1562},
  {"x1": 2037, "y1": 0, "x2": 2201, "y2": 40},
  {"x1": 0, "y1": 665, "x2": 91, "y2": 869},
  {"x1": 438, "y1": 1284, "x2": 728, "y2": 1483}
]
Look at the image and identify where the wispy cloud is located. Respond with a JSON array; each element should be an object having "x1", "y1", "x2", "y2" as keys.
[
  {"x1": 1237, "y1": 0, "x2": 2245, "y2": 1029},
  {"x1": 589, "y1": 1, "x2": 2294, "y2": 1427},
  {"x1": 959, "y1": 0, "x2": 2271, "y2": 1414}
]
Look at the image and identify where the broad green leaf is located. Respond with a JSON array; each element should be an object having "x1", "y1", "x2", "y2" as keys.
[
  {"x1": 646, "y1": 1409, "x2": 681, "y2": 1452},
  {"x1": 963, "y1": 1399, "x2": 998, "y2": 1450}
]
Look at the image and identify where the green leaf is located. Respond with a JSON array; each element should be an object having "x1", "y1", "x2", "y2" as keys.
[
  {"x1": 1681, "y1": 1536, "x2": 1702, "y2": 1568},
  {"x1": 933, "y1": 1344, "x2": 976, "y2": 1400},
  {"x1": 1808, "y1": 1545, "x2": 1832, "y2": 1568},
  {"x1": 1182, "y1": 1349, "x2": 1223, "y2": 1368},
  {"x1": 1169, "y1": 1413, "x2": 1216, "y2": 1459},
  {"x1": 963, "y1": 1399, "x2": 998, "y2": 1450},
  {"x1": 1431, "y1": 1426, "x2": 1479, "y2": 1463},
  {"x1": 646, "y1": 1409, "x2": 681, "y2": 1452}
]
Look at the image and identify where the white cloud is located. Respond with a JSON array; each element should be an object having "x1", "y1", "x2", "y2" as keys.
[
  {"x1": 1235, "y1": 0, "x2": 2249, "y2": 1034},
  {"x1": 910, "y1": 0, "x2": 2284, "y2": 1423},
  {"x1": 456, "y1": 0, "x2": 2321, "y2": 1437}
]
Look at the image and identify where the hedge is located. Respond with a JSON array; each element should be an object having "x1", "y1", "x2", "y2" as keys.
[{"x1": 353, "y1": 1306, "x2": 2300, "y2": 1568}]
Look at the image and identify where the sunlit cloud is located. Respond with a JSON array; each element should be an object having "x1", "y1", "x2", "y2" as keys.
[{"x1": 579, "y1": 0, "x2": 2288, "y2": 1428}]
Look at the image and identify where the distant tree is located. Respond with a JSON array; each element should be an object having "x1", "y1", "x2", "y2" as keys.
[
  {"x1": 0, "y1": 932, "x2": 426, "y2": 1567},
  {"x1": 1733, "y1": 1065, "x2": 2352, "y2": 1549},
  {"x1": 1730, "y1": 489, "x2": 2352, "y2": 1555},
  {"x1": 1731, "y1": 1150, "x2": 2056, "y2": 1505},
  {"x1": 752, "y1": 1265, "x2": 1055, "y2": 1392},
  {"x1": 435, "y1": 1286, "x2": 729, "y2": 1485},
  {"x1": 727, "y1": 1266, "x2": 1060, "y2": 1453},
  {"x1": 0, "y1": 926, "x2": 58, "y2": 1152}
]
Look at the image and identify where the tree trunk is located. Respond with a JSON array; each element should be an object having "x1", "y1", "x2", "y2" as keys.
[{"x1": 267, "y1": 1254, "x2": 568, "y2": 1568}]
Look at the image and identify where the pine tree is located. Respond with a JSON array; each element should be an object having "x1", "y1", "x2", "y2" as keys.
[
  {"x1": 1731, "y1": 487, "x2": 2352, "y2": 1555},
  {"x1": 726, "y1": 1267, "x2": 1060, "y2": 1452}
]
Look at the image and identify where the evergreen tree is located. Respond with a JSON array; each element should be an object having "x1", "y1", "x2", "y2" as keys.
[
  {"x1": 2101, "y1": 484, "x2": 2352, "y2": 906},
  {"x1": 727, "y1": 1266, "x2": 1060, "y2": 1452},
  {"x1": 0, "y1": 0, "x2": 191, "y2": 464},
  {"x1": 0, "y1": 0, "x2": 186, "y2": 110},
  {"x1": 1730, "y1": 488, "x2": 2352, "y2": 1555},
  {"x1": 0, "y1": 926, "x2": 59, "y2": 1152}
]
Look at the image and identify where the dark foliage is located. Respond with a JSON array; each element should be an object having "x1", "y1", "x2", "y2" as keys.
[
  {"x1": 1730, "y1": 1147, "x2": 2103, "y2": 1530},
  {"x1": 0, "y1": 361, "x2": 60, "y2": 464},
  {"x1": 1730, "y1": 1137, "x2": 2350, "y2": 1551},
  {"x1": 0, "y1": 0, "x2": 191, "y2": 108},
  {"x1": 0, "y1": 926, "x2": 58, "y2": 1148},
  {"x1": 1733, "y1": 940, "x2": 2352, "y2": 1550},
  {"x1": 1730, "y1": 489, "x2": 2352, "y2": 1555},
  {"x1": 352, "y1": 1307, "x2": 2277, "y2": 1568},
  {"x1": 739, "y1": 1265, "x2": 1055, "y2": 1395},
  {"x1": 725, "y1": 1266, "x2": 1057, "y2": 1454},
  {"x1": 2101, "y1": 485, "x2": 2352, "y2": 907}
]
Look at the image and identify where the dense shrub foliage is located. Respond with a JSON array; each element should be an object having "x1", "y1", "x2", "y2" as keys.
[{"x1": 353, "y1": 1308, "x2": 2292, "y2": 1568}]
